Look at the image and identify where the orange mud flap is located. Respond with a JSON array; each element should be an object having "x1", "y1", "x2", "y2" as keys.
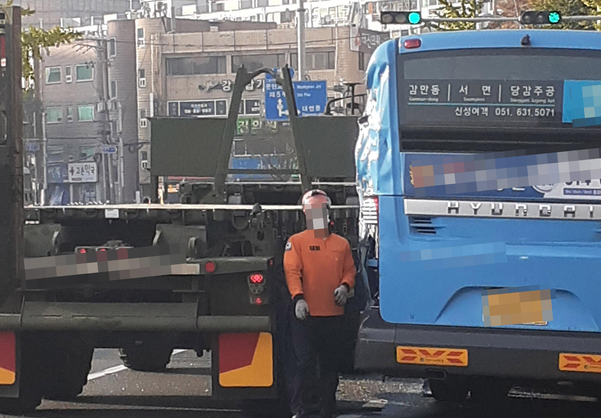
[
  {"x1": 212, "y1": 332, "x2": 278, "y2": 400},
  {"x1": 0, "y1": 332, "x2": 19, "y2": 398}
]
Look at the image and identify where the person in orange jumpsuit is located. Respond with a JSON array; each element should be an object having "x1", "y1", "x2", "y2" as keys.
[{"x1": 284, "y1": 189, "x2": 356, "y2": 418}]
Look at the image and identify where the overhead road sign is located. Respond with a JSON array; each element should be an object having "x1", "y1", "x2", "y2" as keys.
[{"x1": 265, "y1": 72, "x2": 327, "y2": 122}]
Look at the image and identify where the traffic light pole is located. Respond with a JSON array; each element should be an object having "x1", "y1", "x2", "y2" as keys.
[{"x1": 382, "y1": 13, "x2": 601, "y2": 25}]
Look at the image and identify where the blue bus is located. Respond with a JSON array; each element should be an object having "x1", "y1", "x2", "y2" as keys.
[{"x1": 354, "y1": 29, "x2": 601, "y2": 401}]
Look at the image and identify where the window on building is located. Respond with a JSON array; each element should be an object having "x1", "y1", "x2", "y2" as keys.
[
  {"x1": 213, "y1": 2, "x2": 224, "y2": 11},
  {"x1": 140, "y1": 110, "x2": 148, "y2": 128},
  {"x1": 166, "y1": 56, "x2": 227, "y2": 75},
  {"x1": 79, "y1": 146, "x2": 96, "y2": 162},
  {"x1": 337, "y1": 5, "x2": 349, "y2": 18},
  {"x1": 240, "y1": 0, "x2": 252, "y2": 8},
  {"x1": 257, "y1": 0, "x2": 268, "y2": 6},
  {"x1": 47, "y1": 146, "x2": 64, "y2": 164},
  {"x1": 291, "y1": 51, "x2": 336, "y2": 70},
  {"x1": 231, "y1": 54, "x2": 286, "y2": 72},
  {"x1": 45, "y1": 67, "x2": 61, "y2": 84},
  {"x1": 66, "y1": 106, "x2": 73, "y2": 122},
  {"x1": 359, "y1": 52, "x2": 366, "y2": 71},
  {"x1": 109, "y1": 38, "x2": 116, "y2": 56},
  {"x1": 137, "y1": 28, "x2": 145, "y2": 47},
  {"x1": 138, "y1": 68, "x2": 146, "y2": 88},
  {"x1": 46, "y1": 107, "x2": 63, "y2": 124},
  {"x1": 77, "y1": 105, "x2": 94, "y2": 122},
  {"x1": 282, "y1": 0, "x2": 290, "y2": 5},
  {"x1": 280, "y1": 10, "x2": 294, "y2": 22},
  {"x1": 110, "y1": 80, "x2": 117, "y2": 99},
  {"x1": 65, "y1": 66, "x2": 73, "y2": 83},
  {"x1": 76, "y1": 64, "x2": 93, "y2": 81}
]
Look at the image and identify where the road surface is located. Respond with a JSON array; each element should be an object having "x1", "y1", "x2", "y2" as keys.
[{"x1": 1, "y1": 349, "x2": 600, "y2": 418}]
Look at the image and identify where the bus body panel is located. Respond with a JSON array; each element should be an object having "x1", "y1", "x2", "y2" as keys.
[
  {"x1": 358, "y1": 31, "x2": 601, "y2": 374},
  {"x1": 379, "y1": 193, "x2": 601, "y2": 332}
]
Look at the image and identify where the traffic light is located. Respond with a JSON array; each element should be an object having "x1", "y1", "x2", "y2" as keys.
[
  {"x1": 380, "y1": 11, "x2": 422, "y2": 25},
  {"x1": 519, "y1": 11, "x2": 561, "y2": 25}
]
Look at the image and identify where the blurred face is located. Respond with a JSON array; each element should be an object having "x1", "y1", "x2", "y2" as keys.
[{"x1": 304, "y1": 202, "x2": 329, "y2": 238}]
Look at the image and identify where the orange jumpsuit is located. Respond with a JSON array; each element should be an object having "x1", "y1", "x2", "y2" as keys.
[{"x1": 284, "y1": 230, "x2": 356, "y2": 317}]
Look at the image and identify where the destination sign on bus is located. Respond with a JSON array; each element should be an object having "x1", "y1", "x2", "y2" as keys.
[{"x1": 402, "y1": 79, "x2": 564, "y2": 126}]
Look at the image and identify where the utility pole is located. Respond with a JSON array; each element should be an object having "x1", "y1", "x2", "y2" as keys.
[
  {"x1": 96, "y1": 36, "x2": 115, "y2": 203},
  {"x1": 297, "y1": 0, "x2": 306, "y2": 81},
  {"x1": 0, "y1": 5, "x2": 25, "y2": 297},
  {"x1": 41, "y1": 111, "x2": 47, "y2": 205}
]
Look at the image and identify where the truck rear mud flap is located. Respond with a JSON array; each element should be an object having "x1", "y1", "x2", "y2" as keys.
[
  {"x1": 212, "y1": 332, "x2": 279, "y2": 400},
  {"x1": 355, "y1": 308, "x2": 601, "y2": 382}
]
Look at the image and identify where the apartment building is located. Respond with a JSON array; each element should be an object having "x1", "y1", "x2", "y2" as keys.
[
  {"x1": 40, "y1": 39, "x2": 106, "y2": 205},
  {"x1": 37, "y1": 18, "x2": 141, "y2": 205}
]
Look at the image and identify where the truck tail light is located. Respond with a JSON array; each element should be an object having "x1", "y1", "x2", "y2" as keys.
[
  {"x1": 205, "y1": 261, "x2": 216, "y2": 274},
  {"x1": 248, "y1": 272, "x2": 268, "y2": 305},
  {"x1": 249, "y1": 273, "x2": 264, "y2": 284}
]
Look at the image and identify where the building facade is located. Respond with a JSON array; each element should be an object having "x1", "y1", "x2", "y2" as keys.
[
  {"x1": 21, "y1": 0, "x2": 140, "y2": 29},
  {"x1": 134, "y1": 19, "x2": 388, "y2": 194},
  {"x1": 107, "y1": 18, "x2": 141, "y2": 203},
  {"x1": 39, "y1": 39, "x2": 107, "y2": 205}
]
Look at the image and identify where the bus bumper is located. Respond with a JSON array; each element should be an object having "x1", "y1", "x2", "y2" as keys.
[{"x1": 354, "y1": 308, "x2": 601, "y2": 382}]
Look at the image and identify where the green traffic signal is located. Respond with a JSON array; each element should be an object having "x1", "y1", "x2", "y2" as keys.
[
  {"x1": 408, "y1": 12, "x2": 421, "y2": 24},
  {"x1": 548, "y1": 11, "x2": 561, "y2": 24},
  {"x1": 380, "y1": 11, "x2": 422, "y2": 25}
]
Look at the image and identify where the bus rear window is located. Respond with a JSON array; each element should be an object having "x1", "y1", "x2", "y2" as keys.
[{"x1": 396, "y1": 49, "x2": 601, "y2": 152}]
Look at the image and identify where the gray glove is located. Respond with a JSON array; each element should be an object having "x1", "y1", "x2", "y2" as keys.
[
  {"x1": 295, "y1": 299, "x2": 309, "y2": 320},
  {"x1": 334, "y1": 285, "x2": 349, "y2": 306}
]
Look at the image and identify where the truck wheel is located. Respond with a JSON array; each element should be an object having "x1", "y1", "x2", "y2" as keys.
[
  {"x1": 119, "y1": 342, "x2": 173, "y2": 372},
  {"x1": 428, "y1": 377, "x2": 469, "y2": 402},
  {"x1": 469, "y1": 378, "x2": 511, "y2": 403},
  {"x1": 44, "y1": 337, "x2": 94, "y2": 401}
]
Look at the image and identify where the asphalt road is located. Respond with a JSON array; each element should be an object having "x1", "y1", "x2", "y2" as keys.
[{"x1": 1, "y1": 350, "x2": 601, "y2": 418}]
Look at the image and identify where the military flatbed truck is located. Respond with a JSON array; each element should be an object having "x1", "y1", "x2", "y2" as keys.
[{"x1": 0, "y1": 6, "x2": 361, "y2": 413}]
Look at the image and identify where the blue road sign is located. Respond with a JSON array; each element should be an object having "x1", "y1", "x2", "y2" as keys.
[
  {"x1": 264, "y1": 70, "x2": 327, "y2": 121},
  {"x1": 26, "y1": 143, "x2": 40, "y2": 152},
  {"x1": 101, "y1": 145, "x2": 117, "y2": 154}
]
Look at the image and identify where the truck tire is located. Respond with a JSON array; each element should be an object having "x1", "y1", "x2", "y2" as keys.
[
  {"x1": 428, "y1": 377, "x2": 469, "y2": 402},
  {"x1": 469, "y1": 378, "x2": 511, "y2": 403},
  {"x1": 119, "y1": 343, "x2": 173, "y2": 372},
  {"x1": 43, "y1": 336, "x2": 94, "y2": 401}
]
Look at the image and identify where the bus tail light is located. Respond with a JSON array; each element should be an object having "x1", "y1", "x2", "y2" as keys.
[{"x1": 403, "y1": 39, "x2": 422, "y2": 49}]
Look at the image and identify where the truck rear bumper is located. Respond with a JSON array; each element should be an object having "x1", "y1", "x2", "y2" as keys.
[
  {"x1": 355, "y1": 308, "x2": 601, "y2": 382},
  {"x1": 0, "y1": 302, "x2": 271, "y2": 333}
]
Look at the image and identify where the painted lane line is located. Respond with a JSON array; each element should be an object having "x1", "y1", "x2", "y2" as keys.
[{"x1": 87, "y1": 349, "x2": 187, "y2": 381}]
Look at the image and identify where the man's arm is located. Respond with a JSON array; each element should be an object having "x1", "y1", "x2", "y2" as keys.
[
  {"x1": 284, "y1": 238, "x2": 304, "y2": 301},
  {"x1": 341, "y1": 241, "x2": 356, "y2": 290}
]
